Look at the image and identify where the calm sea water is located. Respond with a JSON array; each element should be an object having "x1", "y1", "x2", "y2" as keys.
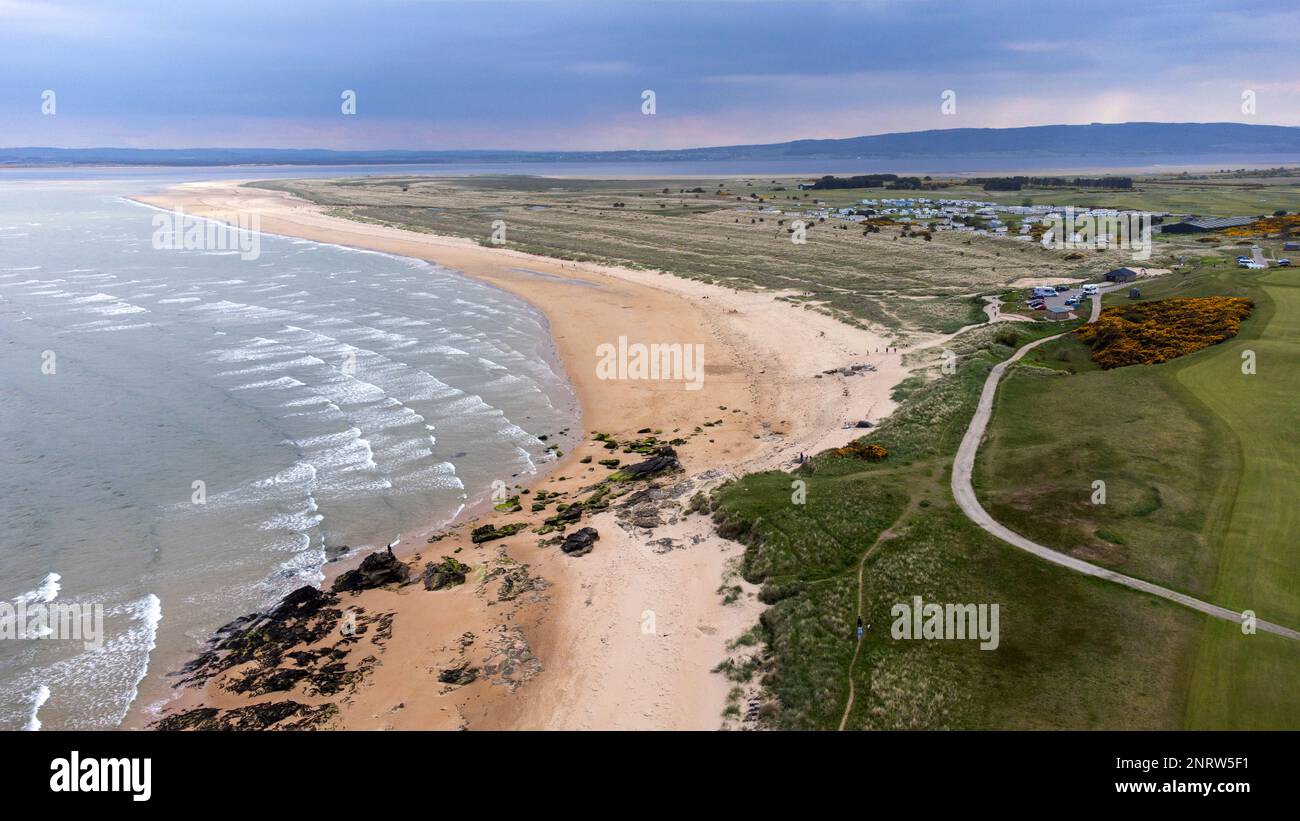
[{"x1": 0, "y1": 177, "x2": 578, "y2": 730}]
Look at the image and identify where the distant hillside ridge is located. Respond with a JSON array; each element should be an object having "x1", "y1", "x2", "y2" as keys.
[{"x1": 4, "y1": 122, "x2": 1300, "y2": 166}]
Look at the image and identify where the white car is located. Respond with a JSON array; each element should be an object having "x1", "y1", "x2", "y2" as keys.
[{"x1": 1082, "y1": 285, "x2": 1099, "y2": 295}]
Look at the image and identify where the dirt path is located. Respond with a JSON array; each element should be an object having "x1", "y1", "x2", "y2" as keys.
[
  {"x1": 836, "y1": 501, "x2": 914, "y2": 731},
  {"x1": 950, "y1": 291, "x2": 1300, "y2": 641}
]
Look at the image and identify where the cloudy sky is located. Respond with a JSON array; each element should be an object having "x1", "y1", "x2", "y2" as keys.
[{"x1": 2, "y1": 0, "x2": 1297, "y2": 150}]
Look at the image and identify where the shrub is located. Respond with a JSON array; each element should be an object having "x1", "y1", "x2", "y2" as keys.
[
  {"x1": 829, "y1": 441, "x2": 889, "y2": 461},
  {"x1": 1075, "y1": 297, "x2": 1253, "y2": 369}
]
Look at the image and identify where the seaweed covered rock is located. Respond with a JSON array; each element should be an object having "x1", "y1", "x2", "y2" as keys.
[
  {"x1": 561, "y1": 527, "x2": 600, "y2": 556},
  {"x1": 471, "y1": 522, "x2": 527, "y2": 543},
  {"x1": 423, "y1": 556, "x2": 471, "y2": 591},
  {"x1": 331, "y1": 550, "x2": 411, "y2": 593}
]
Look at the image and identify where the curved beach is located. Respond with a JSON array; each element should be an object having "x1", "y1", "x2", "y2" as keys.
[{"x1": 137, "y1": 180, "x2": 920, "y2": 730}]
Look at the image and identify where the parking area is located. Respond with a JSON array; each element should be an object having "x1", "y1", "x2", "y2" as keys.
[{"x1": 1027, "y1": 283, "x2": 1091, "y2": 317}]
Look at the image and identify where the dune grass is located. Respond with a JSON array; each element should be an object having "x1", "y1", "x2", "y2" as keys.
[{"x1": 252, "y1": 176, "x2": 1139, "y2": 336}]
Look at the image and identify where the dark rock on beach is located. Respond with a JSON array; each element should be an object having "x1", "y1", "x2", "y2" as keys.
[
  {"x1": 561, "y1": 527, "x2": 600, "y2": 556},
  {"x1": 167, "y1": 580, "x2": 393, "y2": 710},
  {"x1": 437, "y1": 662, "x2": 479, "y2": 686},
  {"x1": 608, "y1": 446, "x2": 681, "y2": 482},
  {"x1": 153, "y1": 700, "x2": 337, "y2": 731},
  {"x1": 331, "y1": 550, "x2": 411, "y2": 593}
]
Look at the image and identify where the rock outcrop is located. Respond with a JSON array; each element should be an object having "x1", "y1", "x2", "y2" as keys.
[
  {"x1": 331, "y1": 550, "x2": 410, "y2": 593},
  {"x1": 608, "y1": 445, "x2": 681, "y2": 482},
  {"x1": 422, "y1": 556, "x2": 470, "y2": 590},
  {"x1": 154, "y1": 701, "x2": 337, "y2": 731},
  {"x1": 560, "y1": 527, "x2": 599, "y2": 556}
]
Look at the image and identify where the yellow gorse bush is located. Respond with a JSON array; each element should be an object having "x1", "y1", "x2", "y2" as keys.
[
  {"x1": 1222, "y1": 215, "x2": 1300, "y2": 237},
  {"x1": 831, "y1": 441, "x2": 889, "y2": 461},
  {"x1": 1075, "y1": 297, "x2": 1254, "y2": 369}
]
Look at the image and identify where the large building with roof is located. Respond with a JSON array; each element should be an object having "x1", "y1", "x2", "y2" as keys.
[{"x1": 1159, "y1": 217, "x2": 1255, "y2": 234}]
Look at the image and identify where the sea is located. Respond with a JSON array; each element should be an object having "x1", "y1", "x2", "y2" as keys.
[{"x1": 0, "y1": 168, "x2": 583, "y2": 730}]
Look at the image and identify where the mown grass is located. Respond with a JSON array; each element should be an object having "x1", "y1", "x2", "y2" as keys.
[
  {"x1": 977, "y1": 257, "x2": 1300, "y2": 728},
  {"x1": 1179, "y1": 265, "x2": 1300, "y2": 727}
]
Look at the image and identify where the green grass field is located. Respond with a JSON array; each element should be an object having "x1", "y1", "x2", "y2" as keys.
[
  {"x1": 1178, "y1": 266, "x2": 1300, "y2": 727},
  {"x1": 977, "y1": 259, "x2": 1300, "y2": 728}
]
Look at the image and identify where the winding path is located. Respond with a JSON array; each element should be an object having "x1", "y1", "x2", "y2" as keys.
[
  {"x1": 837, "y1": 503, "x2": 914, "y2": 731},
  {"x1": 950, "y1": 290, "x2": 1300, "y2": 641}
]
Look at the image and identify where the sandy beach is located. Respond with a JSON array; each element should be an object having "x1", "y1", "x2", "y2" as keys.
[{"x1": 135, "y1": 180, "x2": 933, "y2": 731}]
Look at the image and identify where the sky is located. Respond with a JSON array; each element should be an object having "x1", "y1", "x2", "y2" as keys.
[{"x1": 2, "y1": 0, "x2": 1298, "y2": 150}]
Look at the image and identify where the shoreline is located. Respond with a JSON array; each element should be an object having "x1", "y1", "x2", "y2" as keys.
[{"x1": 134, "y1": 179, "x2": 937, "y2": 730}]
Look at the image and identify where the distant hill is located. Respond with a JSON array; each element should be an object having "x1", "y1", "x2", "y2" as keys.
[{"x1": 4, "y1": 122, "x2": 1300, "y2": 166}]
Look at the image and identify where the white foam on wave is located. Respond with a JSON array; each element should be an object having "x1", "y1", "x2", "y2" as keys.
[
  {"x1": 24, "y1": 685, "x2": 50, "y2": 731},
  {"x1": 69, "y1": 292, "x2": 118, "y2": 304},
  {"x1": 230, "y1": 376, "x2": 306, "y2": 393},
  {"x1": 7, "y1": 592, "x2": 164, "y2": 730},
  {"x1": 13, "y1": 572, "x2": 61, "y2": 604},
  {"x1": 66, "y1": 320, "x2": 153, "y2": 333},
  {"x1": 116, "y1": 594, "x2": 162, "y2": 727}
]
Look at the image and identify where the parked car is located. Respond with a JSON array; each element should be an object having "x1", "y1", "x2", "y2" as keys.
[
  {"x1": 1082, "y1": 284, "x2": 1099, "y2": 295},
  {"x1": 1054, "y1": 284, "x2": 1070, "y2": 291},
  {"x1": 1032, "y1": 303, "x2": 1047, "y2": 310},
  {"x1": 1245, "y1": 261, "x2": 1267, "y2": 270},
  {"x1": 1278, "y1": 259, "x2": 1291, "y2": 267}
]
